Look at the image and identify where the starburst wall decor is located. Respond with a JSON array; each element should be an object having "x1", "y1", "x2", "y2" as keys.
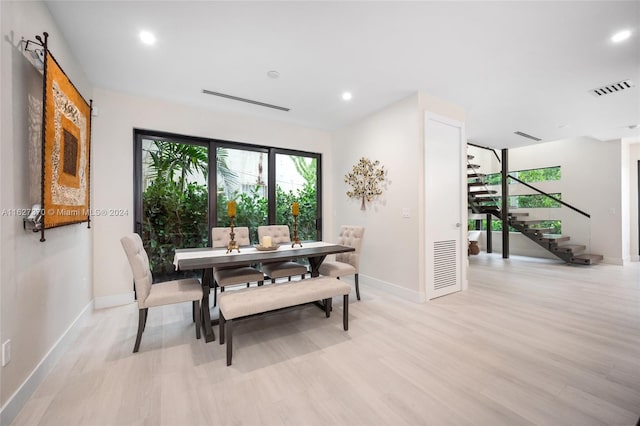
[{"x1": 344, "y1": 157, "x2": 386, "y2": 210}]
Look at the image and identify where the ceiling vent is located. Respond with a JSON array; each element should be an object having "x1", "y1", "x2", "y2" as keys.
[
  {"x1": 202, "y1": 89, "x2": 290, "y2": 111},
  {"x1": 514, "y1": 131, "x2": 542, "y2": 141},
  {"x1": 590, "y1": 80, "x2": 635, "y2": 97}
]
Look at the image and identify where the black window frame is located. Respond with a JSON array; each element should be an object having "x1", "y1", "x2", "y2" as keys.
[{"x1": 133, "y1": 128, "x2": 323, "y2": 247}]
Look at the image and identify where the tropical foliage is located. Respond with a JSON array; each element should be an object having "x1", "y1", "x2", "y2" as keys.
[
  {"x1": 142, "y1": 142, "x2": 318, "y2": 277},
  {"x1": 484, "y1": 166, "x2": 561, "y2": 185},
  {"x1": 142, "y1": 176, "x2": 209, "y2": 275}
]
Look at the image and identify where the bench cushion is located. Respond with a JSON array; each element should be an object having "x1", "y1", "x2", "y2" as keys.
[{"x1": 219, "y1": 277, "x2": 350, "y2": 320}]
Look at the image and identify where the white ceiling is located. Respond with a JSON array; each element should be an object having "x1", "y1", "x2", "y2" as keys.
[{"x1": 44, "y1": 1, "x2": 640, "y2": 149}]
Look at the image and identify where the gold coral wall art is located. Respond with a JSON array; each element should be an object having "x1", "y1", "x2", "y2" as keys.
[
  {"x1": 42, "y1": 40, "x2": 91, "y2": 234},
  {"x1": 344, "y1": 157, "x2": 386, "y2": 210}
]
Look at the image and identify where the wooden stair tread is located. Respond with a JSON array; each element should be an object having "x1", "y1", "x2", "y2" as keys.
[
  {"x1": 510, "y1": 219, "x2": 547, "y2": 226},
  {"x1": 469, "y1": 190, "x2": 498, "y2": 195},
  {"x1": 570, "y1": 254, "x2": 603, "y2": 265},
  {"x1": 553, "y1": 244, "x2": 585, "y2": 253},
  {"x1": 467, "y1": 164, "x2": 481, "y2": 169},
  {"x1": 468, "y1": 182, "x2": 486, "y2": 187},
  {"x1": 522, "y1": 228, "x2": 554, "y2": 234},
  {"x1": 508, "y1": 212, "x2": 529, "y2": 217},
  {"x1": 467, "y1": 154, "x2": 474, "y2": 160},
  {"x1": 468, "y1": 173, "x2": 486, "y2": 179},
  {"x1": 541, "y1": 236, "x2": 571, "y2": 244}
]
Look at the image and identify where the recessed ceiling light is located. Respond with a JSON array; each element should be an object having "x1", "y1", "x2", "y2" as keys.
[
  {"x1": 342, "y1": 92, "x2": 353, "y2": 101},
  {"x1": 267, "y1": 70, "x2": 280, "y2": 79},
  {"x1": 139, "y1": 30, "x2": 156, "y2": 45},
  {"x1": 611, "y1": 29, "x2": 631, "y2": 43}
]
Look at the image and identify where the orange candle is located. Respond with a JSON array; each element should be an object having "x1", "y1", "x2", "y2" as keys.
[
  {"x1": 292, "y1": 202, "x2": 300, "y2": 216},
  {"x1": 227, "y1": 201, "x2": 236, "y2": 217}
]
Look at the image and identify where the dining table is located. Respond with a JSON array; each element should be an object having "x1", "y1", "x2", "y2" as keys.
[{"x1": 173, "y1": 241, "x2": 355, "y2": 342}]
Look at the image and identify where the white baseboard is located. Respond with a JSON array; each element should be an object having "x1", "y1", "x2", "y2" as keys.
[
  {"x1": 0, "y1": 301, "x2": 93, "y2": 426},
  {"x1": 603, "y1": 257, "x2": 624, "y2": 266},
  {"x1": 94, "y1": 291, "x2": 135, "y2": 309},
  {"x1": 359, "y1": 274, "x2": 424, "y2": 303},
  {"x1": 631, "y1": 255, "x2": 639, "y2": 262}
]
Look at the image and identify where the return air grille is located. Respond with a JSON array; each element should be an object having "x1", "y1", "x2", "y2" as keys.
[
  {"x1": 514, "y1": 131, "x2": 542, "y2": 141},
  {"x1": 202, "y1": 89, "x2": 290, "y2": 111},
  {"x1": 590, "y1": 80, "x2": 635, "y2": 97},
  {"x1": 433, "y1": 240, "x2": 457, "y2": 290}
]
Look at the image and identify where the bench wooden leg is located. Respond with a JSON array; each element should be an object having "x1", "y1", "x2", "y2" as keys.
[
  {"x1": 325, "y1": 298, "x2": 331, "y2": 318},
  {"x1": 219, "y1": 311, "x2": 225, "y2": 345},
  {"x1": 226, "y1": 319, "x2": 233, "y2": 366},
  {"x1": 343, "y1": 294, "x2": 349, "y2": 331}
]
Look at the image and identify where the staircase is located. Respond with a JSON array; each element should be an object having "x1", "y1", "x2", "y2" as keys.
[{"x1": 467, "y1": 155, "x2": 603, "y2": 265}]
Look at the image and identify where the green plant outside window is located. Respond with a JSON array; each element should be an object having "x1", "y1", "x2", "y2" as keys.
[{"x1": 484, "y1": 166, "x2": 561, "y2": 185}]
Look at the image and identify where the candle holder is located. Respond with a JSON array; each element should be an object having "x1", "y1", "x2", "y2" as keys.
[
  {"x1": 226, "y1": 215, "x2": 240, "y2": 253},
  {"x1": 291, "y1": 214, "x2": 302, "y2": 248}
]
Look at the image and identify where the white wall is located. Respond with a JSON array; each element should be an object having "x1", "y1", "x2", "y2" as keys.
[
  {"x1": 91, "y1": 88, "x2": 334, "y2": 304},
  {"x1": 331, "y1": 92, "x2": 465, "y2": 302},
  {"x1": 628, "y1": 140, "x2": 640, "y2": 261},
  {"x1": 0, "y1": 0, "x2": 93, "y2": 420},
  {"x1": 332, "y1": 94, "x2": 421, "y2": 300},
  {"x1": 621, "y1": 140, "x2": 631, "y2": 263}
]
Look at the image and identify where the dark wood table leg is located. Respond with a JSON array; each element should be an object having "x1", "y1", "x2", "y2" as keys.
[
  {"x1": 308, "y1": 255, "x2": 327, "y2": 278},
  {"x1": 308, "y1": 255, "x2": 332, "y2": 311},
  {"x1": 201, "y1": 268, "x2": 216, "y2": 342}
]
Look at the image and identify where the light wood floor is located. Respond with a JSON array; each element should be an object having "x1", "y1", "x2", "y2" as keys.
[{"x1": 12, "y1": 254, "x2": 640, "y2": 426}]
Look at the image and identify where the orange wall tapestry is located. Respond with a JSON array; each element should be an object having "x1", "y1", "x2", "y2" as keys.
[{"x1": 41, "y1": 32, "x2": 92, "y2": 237}]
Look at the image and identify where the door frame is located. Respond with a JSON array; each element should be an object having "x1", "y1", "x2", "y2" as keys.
[{"x1": 423, "y1": 112, "x2": 467, "y2": 300}]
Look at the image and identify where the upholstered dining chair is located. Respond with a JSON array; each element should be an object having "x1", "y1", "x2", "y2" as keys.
[
  {"x1": 257, "y1": 225, "x2": 308, "y2": 283},
  {"x1": 318, "y1": 226, "x2": 365, "y2": 300},
  {"x1": 211, "y1": 227, "x2": 264, "y2": 306},
  {"x1": 120, "y1": 233, "x2": 203, "y2": 353}
]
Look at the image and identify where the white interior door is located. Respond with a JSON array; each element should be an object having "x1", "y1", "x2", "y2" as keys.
[{"x1": 424, "y1": 113, "x2": 465, "y2": 299}]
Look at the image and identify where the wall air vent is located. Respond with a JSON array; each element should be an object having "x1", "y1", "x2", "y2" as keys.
[
  {"x1": 590, "y1": 80, "x2": 635, "y2": 97},
  {"x1": 202, "y1": 89, "x2": 290, "y2": 111},
  {"x1": 514, "y1": 131, "x2": 542, "y2": 141}
]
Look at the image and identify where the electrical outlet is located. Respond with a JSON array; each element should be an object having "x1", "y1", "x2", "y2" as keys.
[
  {"x1": 2, "y1": 340, "x2": 11, "y2": 366},
  {"x1": 402, "y1": 208, "x2": 410, "y2": 218}
]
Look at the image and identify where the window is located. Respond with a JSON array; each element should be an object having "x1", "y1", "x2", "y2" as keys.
[
  {"x1": 275, "y1": 152, "x2": 319, "y2": 241},
  {"x1": 468, "y1": 218, "x2": 562, "y2": 234},
  {"x1": 485, "y1": 166, "x2": 561, "y2": 185},
  {"x1": 136, "y1": 136, "x2": 210, "y2": 282},
  {"x1": 134, "y1": 130, "x2": 322, "y2": 282},
  {"x1": 215, "y1": 146, "x2": 268, "y2": 244}
]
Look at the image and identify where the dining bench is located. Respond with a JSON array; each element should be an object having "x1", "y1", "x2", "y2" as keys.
[{"x1": 218, "y1": 276, "x2": 351, "y2": 366}]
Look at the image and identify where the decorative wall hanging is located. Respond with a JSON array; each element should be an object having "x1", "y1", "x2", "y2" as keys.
[
  {"x1": 27, "y1": 32, "x2": 92, "y2": 241},
  {"x1": 344, "y1": 157, "x2": 386, "y2": 210}
]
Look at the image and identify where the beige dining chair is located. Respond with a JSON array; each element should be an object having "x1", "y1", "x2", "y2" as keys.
[
  {"x1": 257, "y1": 225, "x2": 308, "y2": 283},
  {"x1": 211, "y1": 227, "x2": 264, "y2": 306},
  {"x1": 318, "y1": 225, "x2": 365, "y2": 300},
  {"x1": 120, "y1": 233, "x2": 203, "y2": 353}
]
